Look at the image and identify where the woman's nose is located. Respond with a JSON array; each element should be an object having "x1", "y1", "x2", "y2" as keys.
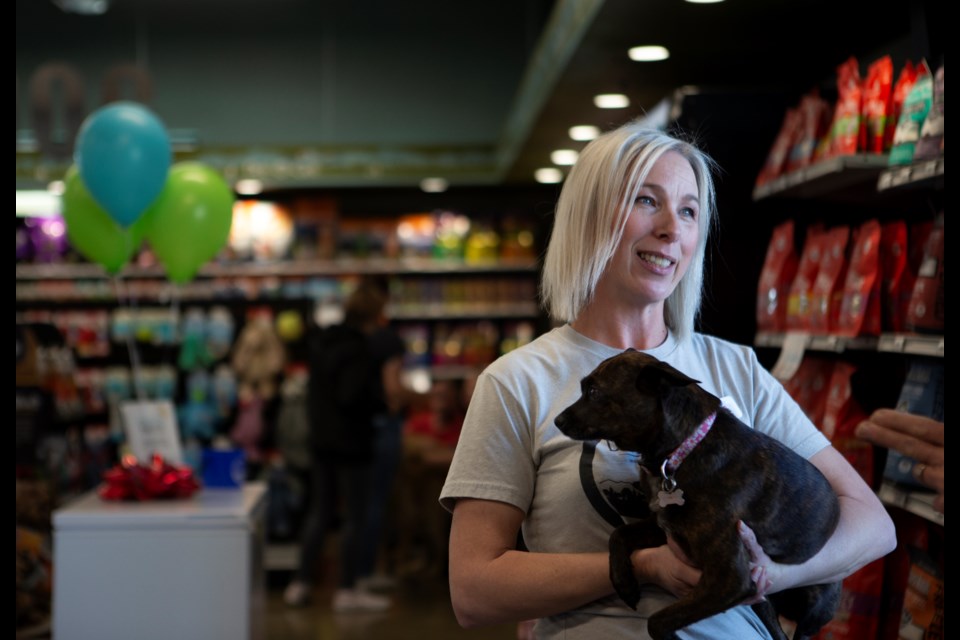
[{"x1": 654, "y1": 209, "x2": 680, "y2": 241}]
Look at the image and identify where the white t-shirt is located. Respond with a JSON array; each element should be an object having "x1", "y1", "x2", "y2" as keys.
[{"x1": 440, "y1": 324, "x2": 830, "y2": 639}]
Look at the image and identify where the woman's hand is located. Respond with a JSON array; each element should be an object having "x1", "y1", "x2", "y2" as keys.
[
  {"x1": 633, "y1": 541, "x2": 702, "y2": 599},
  {"x1": 738, "y1": 520, "x2": 777, "y2": 603},
  {"x1": 855, "y1": 409, "x2": 944, "y2": 513}
]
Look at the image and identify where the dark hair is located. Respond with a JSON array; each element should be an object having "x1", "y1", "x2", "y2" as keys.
[{"x1": 343, "y1": 282, "x2": 387, "y2": 331}]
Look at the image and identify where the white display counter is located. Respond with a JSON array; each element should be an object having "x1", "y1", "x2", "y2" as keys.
[{"x1": 53, "y1": 482, "x2": 267, "y2": 640}]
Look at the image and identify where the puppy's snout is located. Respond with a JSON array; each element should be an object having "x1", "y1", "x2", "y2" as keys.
[{"x1": 554, "y1": 412, "x2": 567, "y2": 430}]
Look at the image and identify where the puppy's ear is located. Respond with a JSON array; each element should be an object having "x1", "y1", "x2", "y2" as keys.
[{"x1": 651, "y1": 360, "x2": 700, "y2": 388}]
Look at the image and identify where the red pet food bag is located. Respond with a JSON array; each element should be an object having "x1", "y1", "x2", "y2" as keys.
[
  {"x1": 837, "y1": 219, "x2": 883, "y2": 337},
  {"x1": 809, "y1": 226, "x2": 851, "y2": 334},
  {"x1": 787, "y1": 225, "x2": 827, "y2": 331},
  {"x1": 879, "y1": 220, "x2": 909, "y2": 332},
  {"x1": 756, "y1": 220, "x2": 799, "y2": 333},
  {"x1": 905, "y1": 212, "x2": 944, "y2": 334},
  {"x1": 829, "y1": 57, "x2": 864, "y2": 157},
  {"x1": 860, "y1": 55, "x2": 894, "y2": 154},
  {"x1": 756, "y1": 108, "x2": 803, "y2": 186}
]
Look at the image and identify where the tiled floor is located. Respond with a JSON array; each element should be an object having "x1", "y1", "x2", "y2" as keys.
[{"x1": 263, "y1": 569, "x2": 520, "y2": 640}]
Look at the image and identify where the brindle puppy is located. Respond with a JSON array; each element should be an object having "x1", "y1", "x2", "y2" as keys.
[{"x1": 554, "y1": 349, "x2": 840, "y2": 640}]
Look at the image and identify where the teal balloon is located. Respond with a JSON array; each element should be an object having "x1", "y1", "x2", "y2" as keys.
[
  {"x1": 145, "y1": 162, "x2": 235, "y2": 284},
  {"x1": 62, "y1": 165, "x2": 148, "y2": 274},
  {"x1": 75, "y1": 101, "x2": 172, "y2": 228}
]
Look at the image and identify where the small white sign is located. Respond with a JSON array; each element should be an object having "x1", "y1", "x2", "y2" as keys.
[
  {"x1": 120, "y1": 399, "x2": 183, "y2": 465},
  {"x1": 770, "y1": 332, "x2": 809, "y2": 382}
]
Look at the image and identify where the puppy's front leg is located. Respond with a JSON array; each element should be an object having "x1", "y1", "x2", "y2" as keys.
[{"x1": 609, "y1": 519, "x2": 666, "y2": 609}]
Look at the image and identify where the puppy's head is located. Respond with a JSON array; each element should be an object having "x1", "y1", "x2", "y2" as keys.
[{"x1": 554, "y1": 349, "x2": 702, "y2": 456}]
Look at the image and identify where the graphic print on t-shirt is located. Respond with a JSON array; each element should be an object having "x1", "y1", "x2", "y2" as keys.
[{"x1": 577, "y1": 440, "x2": 648, "y2": 528}]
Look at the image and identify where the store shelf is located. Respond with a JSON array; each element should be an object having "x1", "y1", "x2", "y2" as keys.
[
  {"x1": 752, "y1": 154, "x2": 889, "y2": 201},
  {"x1": 878, "y1": 481, "x2": 944, "y2": 526},
  {"x1": 390, "y1": 302, "x2": 539, "y2": 320},
  {"x1": 877, "y1": 333, "x2": 944, "y2": 358},
  {"x1": 15, "y1": 257, "x2": 539, "y2": 282},
  {"x1": 877, "y1": 157, "x2": 944, "y2": 192},
  {"x1": 754, "y1": 331, "x2": 879, "y2": 353}
]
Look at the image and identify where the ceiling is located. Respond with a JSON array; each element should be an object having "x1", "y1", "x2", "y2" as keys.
[{"x1": 16, "y1": 0, "x2": 939, "y2": 190}]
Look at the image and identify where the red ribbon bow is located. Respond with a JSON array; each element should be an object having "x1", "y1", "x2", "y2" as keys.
[{"x1": 99, "y1": 453, "x2": 200, "y2": 501}]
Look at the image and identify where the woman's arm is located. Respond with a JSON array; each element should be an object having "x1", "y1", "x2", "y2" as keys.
[
  {"x1": 447, "y1": 498, "x2": 701, "y2": 628},
  {"x1": 742, "y1": 445, "x2": 897, "y2": 596}
]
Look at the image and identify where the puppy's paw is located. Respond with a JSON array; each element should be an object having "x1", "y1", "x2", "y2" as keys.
[{"x1": 610, "y1": 562, "x2": 642, "y2": 609}]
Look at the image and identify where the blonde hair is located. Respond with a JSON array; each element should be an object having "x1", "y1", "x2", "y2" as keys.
[{"x1": 540, "y1": 123, "x2": 717, "y2": 342}]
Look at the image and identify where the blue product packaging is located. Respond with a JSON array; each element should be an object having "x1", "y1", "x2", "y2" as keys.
[{"x1": 882, "y1": 360, "x2": 944, "y2": 489}]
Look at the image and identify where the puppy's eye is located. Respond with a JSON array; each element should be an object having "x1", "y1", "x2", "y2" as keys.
[{"x1": 587, "y1": 386, "x2": 600, "y2": 401}]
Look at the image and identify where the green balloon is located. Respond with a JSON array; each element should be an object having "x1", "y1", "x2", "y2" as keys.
[
  {"x1": 62, "y1": 165, "x2": 147, "y2": 274},
  {"x1": 144, "y1": 162, "x2": 235, "y2": 284}
]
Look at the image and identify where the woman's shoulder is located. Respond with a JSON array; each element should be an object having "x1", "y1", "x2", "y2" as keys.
[
  {"x1": 481, "y1": 326, "x2": 591, "y2": 385},
  {"x1": 685, "y1": 332, "x2": 758, "y2": 361}
]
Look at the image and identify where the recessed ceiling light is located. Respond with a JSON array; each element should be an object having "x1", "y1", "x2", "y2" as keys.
[
  {"x1": 594, "y1": 94, "x2": 630, "y2": 109},
  {"x1": 569, "y1": 125, "x2": 600, "y2": 141},
  {"x1": 235, "y1": 179, "x2": 263, "y2": 195},
  {"x1": 420, "y1": 177, "x2": 448, "y2": 193},
  {"x1": 550, "y1": 149, "x2": 579, "y2": 166},
  {"x1": 685, "y1": 0, "x2": 725, "y2": 4},
  {"x1": 534, "y1": 167, "x2": 564, "y2": 184},
  {"x1": 628, "y1": 45, "x2": 670, "y2": 62}
]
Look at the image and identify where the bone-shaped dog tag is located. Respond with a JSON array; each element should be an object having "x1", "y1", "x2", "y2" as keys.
[{"x1": 657, "y1": 489, "x2": 685, "y2": 507}]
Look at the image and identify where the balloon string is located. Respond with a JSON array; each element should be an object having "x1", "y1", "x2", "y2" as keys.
[{"x1": 113, "y1": 275, "x2": 146, "y2": 401}]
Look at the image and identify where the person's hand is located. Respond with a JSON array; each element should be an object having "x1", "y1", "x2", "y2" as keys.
[
  {"x1": 855, "y1": 408, "x2": 944, "y2": 513},
  {"x1": 634, "y1": 541, "x2": 702, "y2": 599},
  {"x1": 738, "y1": 520, "x2": 778, "y2": 604},
  {"x1": 516, "y1": 618, "x2": 536, "y2": 640}
]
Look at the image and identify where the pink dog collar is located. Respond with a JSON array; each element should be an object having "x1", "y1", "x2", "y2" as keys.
[{"x1": 660, "y1": 411, "x2": 717, "y2": 491}]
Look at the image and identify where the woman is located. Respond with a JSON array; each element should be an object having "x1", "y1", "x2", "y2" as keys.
[{"x1": 439, "y1": 123, "x2": 896, "y2": 638}]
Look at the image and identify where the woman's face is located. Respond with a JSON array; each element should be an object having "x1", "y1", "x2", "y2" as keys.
[{"x1": 601, "y1": 150, "x2": 701, "y2": 307}]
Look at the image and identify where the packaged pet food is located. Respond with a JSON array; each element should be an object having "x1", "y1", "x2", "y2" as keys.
[
  {"x1": 884, "y1": 61, "x2": 919, "y2": 152},
  {"x1": 837, "y1": 219, "x2": 882, "y2": 337},
  {"x1": 756, "y1": 108, "x2": 803, "y2": 186},
  {"x1": 756, "y1": 220, "x2": 799, "y2": 333},
  {"x1": 897, "y1": 549, "x2": 944, "y2": 639},
  {"x1": 912, "y1": 63, "x2": 944, "y2": 162},
  {"x1": 809, "y1": 226, "x2": 851, "y2": 334},
  {"x1": 782, "y1": 356, "x2": 834, "y2": 428},
  {"x1": 905, "y1": 212, "x2": 944, "y2": 334},
  {"x1": 786, "y1": 225, "x2": 826, "y2": 331},
  {"x1": 787, "y1": 91, "x2": 833, "y2": 172},
  {"x1": 860, "y1": 55, "x2": 894, "y2": 154},
  {"x1": 882, "y1": 359, "x2": 944, "y2": 490},
  {"x1": 829, "y1": 57, "x2": 864, "y2": 157},
  {"x1": 879, "y1": 221, "x2": 910, "y2": 332},
  {"x1": 889, "y1": 60, "x2": 933, "y2": 166}
]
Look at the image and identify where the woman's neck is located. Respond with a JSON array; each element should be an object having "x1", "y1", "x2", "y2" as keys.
[{"x1": 571, "y1": 305, "x2": 668, "y2": 350}]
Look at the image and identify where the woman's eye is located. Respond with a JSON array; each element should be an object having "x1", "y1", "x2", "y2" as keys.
[
  {"x1": 680, "y1": 207, "x2": 697, "y2": 219},
  {"x1": 635, "y1": 195, "x2": 655, "y2": 207}
]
